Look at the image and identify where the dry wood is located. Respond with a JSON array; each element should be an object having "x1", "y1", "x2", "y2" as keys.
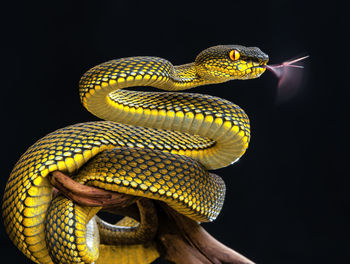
[
  {"x1": 155, "y1": 203, "x2": 255, "y2": 264},
  {"x1": 50, "y1": 171, "x2": 139, "y2": 208},
  {"x1": 50, "y1": 170, "x2": 255, "y2": 264}
]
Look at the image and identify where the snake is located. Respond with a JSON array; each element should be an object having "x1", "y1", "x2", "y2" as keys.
[{"x1": 2, "y1": 45, "x2": 268, "y2": 264}]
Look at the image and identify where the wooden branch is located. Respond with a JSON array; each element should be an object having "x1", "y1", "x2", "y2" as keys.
[
  {"x1": 50, "y1": 170, "x2": 255, "y2": 264},
  {"x1": 154, "y1": 202, "x2": 255, "y2": 264},
  {"x1": 106, "y1": 201, "x2": 256, "y2": 264},
  {"x1": 49, "y1": 171, "x2": 139, "y2": 208}
]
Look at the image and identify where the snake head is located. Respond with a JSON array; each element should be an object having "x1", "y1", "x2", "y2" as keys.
[{"x1": 195, "y1": 45, "x2": 269, "y2": 82}]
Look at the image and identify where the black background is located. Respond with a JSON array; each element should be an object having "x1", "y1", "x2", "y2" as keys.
[{"x1": 0, "y1": 1, "x2": 347, "y2": 263}]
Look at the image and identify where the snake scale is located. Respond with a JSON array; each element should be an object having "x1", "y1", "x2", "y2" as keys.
[{"x1": 2, "y1": 45, "x2": 268, "y2": 264}]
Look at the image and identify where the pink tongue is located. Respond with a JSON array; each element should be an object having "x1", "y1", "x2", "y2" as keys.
[
  {"x1": 265, "y1": 55, "x2": 309, "y2": 77},
  {"x1": 265, "y1": 55, "x2": 309, "y2": 102}
]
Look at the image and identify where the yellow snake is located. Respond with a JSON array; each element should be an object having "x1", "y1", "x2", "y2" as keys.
[{"x1": 2, "y1": 45, "x2": 268, "y2": 264}]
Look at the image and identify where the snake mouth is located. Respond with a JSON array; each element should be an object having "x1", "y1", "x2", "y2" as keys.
[
  {"x1": 242, "y1": 61, "x2": 268, "y2": 79},
  {"x1": 253, "y1": 59, "x2": 269, "y2": 70},
  {"x1": 251, "y1": 65, "x2": 266, "y2": 70},
  {"x1": 250, "y1": 59, "x2": 268, "y2": 69},
  {"x1": 253, "y1": 59, "x2": 269, "y2": 68}
]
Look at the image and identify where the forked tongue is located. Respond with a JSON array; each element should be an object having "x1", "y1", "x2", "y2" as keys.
[{"x1": 264, "y1": 55, "x2": 309, "y2": 102}]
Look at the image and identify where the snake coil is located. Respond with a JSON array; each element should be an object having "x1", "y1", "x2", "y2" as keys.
[{"x1": 2, "y1": 45, "x2": 268, "y2": 264}]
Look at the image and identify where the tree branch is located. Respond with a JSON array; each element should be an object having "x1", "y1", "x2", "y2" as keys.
[
  {"x1": 155, "y1": 203, "x2": 255, "y2": 264},
  {"x1": 49, "y1": 171, "x2": 139, "y2": 208},
  {"x1": 49, "y1": 170, "x2": 255, "y2": 264}
]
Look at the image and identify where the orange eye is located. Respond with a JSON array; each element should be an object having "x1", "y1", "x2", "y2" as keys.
[{"x1": 229, "y1": 50, "x2": 240, "y2": 61}]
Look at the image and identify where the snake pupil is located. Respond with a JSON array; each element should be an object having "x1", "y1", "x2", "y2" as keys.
[{"x1": 229, "y1": 49, "x2": 240, "y2": 61}]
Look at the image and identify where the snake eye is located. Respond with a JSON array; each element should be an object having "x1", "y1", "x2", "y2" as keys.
[{"x1": 229, "y1": 50, "x2": 240, "y2": 61}]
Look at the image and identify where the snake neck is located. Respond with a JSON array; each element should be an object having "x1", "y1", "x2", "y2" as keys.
[
  {"x1": 169, "y1": 63, "x2": 207, "y2": 90},
  {"x1": 166, "y1": 62, "x2": 227, "y2": 91}
]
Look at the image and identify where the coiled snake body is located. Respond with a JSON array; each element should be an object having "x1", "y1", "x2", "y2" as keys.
[{"x1": 2, "y1": 45, "x2": 268, "y2": 263}]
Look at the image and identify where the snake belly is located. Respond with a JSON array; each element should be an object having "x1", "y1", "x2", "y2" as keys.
[{"x1": 2, "y1": 50, "x2": 254, "y2": 264}]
